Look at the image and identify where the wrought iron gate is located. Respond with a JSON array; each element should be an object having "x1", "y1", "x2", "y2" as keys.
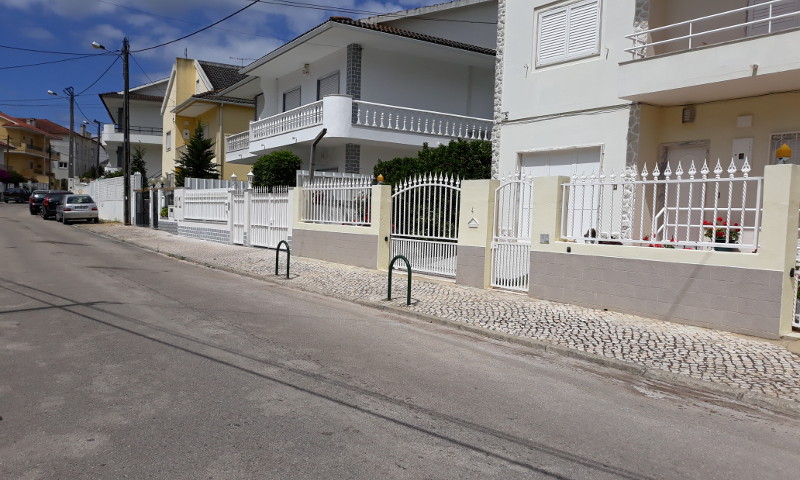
[
  {"x1": 391, "y1": 174, "x2": 461, "y2": 278},
  {"x1": 231, "y1": 191, "x2": 246, "y2": 245},
  {"x1": 491, "y1": 173, "x2": 534, "y2": 292}
]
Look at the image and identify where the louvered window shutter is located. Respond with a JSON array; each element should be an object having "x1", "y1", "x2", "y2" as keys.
[
  {"x1": 748, "y1": 0, "x2": 800, "y2": 36},
  {"x1": 283, "y1": 87, "x2": 301, "y2": 112},
  {"x1": 567, "y1": 0, "x2": 600, "y2": 57},
  {"x1": 537, "y1": 9, "x2": 567, "y2": 65},
  {"x1": 317, "y1": 72, "x2": 340, "y2": 100},
  {"x1": 537, "y1": 0, "x2": 600, "y2": 66}
]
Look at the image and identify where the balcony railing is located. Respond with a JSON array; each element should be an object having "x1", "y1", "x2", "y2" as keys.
[
  {"x1": 21, "y1": 143, "x2": 43, "y2": 152},
  {"x1": 251, "y1": 101, "x2": 323, "y2": 141},
  {"x1": 626, "y1": 0, "x2": 800, "y2": 58},
  {"x1": 226, "y1": 131, "x2": 249, "y2": 153},
  {"x1": 112, "y1": 124, "x2": 163, "y2": 135},
  {"x1": 354, "y1": 101, "x2": 492, "y2": 141}
]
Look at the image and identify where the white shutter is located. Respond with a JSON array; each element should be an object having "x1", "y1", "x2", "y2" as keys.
[
  {"x1": 536, "y1": 0, "x2": 600, "y2": 66},
  {"x1": 317, "y1": 72, "x2": 340, "y2": 100},
  {"x1": 748, "y1": 0, "x2": 800, "y2": 36},
  {"x1": 567, "y1": 0, "x2": 600, "y2": 56},
  {"x1": 537, "y1": 8, "x2": 567, "y2": 65},
  {"x1": 283, "y1": 87, "x2": 301, "y2": 112}
]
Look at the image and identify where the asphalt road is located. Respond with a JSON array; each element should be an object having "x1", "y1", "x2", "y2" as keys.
[{"x1": 1, "y1": 202, "x2": 800, "y2": 480}]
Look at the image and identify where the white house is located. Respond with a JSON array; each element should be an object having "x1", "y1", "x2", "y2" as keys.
[
  {"x1": 222, "y1": 0, "x2": 497, "y2": 176},
  {"x1": 99, "y1": 78, "x2": 168, "y2": 179},
  {"x1": 495, "y1": 0, "x2": 800, "y2": 179}
]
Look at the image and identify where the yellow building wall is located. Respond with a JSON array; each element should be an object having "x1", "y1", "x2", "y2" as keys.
[{"x1": 637, "y1": 92, "x2": 800, "y2": 175}]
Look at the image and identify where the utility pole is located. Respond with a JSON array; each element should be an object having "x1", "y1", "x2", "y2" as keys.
[
  {"x1": 123, "y1": 37, "x2": 131, "y2": 225},
  {"x1": 67, "y1": 87, "x2": 75, "y2": 181}
]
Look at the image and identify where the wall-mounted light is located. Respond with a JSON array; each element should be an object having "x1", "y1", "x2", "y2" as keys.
[
  {"x1": 681, "y1": 106, "x2": 696, "y2": 124},
  {"x1": 302, "y1": 63, "x2": 310, "y2": 76},
  {"x1": 776, "y1": 143, "x2": 793, "y2": 164}
]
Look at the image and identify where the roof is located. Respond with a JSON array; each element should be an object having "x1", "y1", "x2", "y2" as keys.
[
  {"x1": 243, "y1": 16, "x2": 494, "y2": 74},
  {"x1": 29, "y1": 118, "x2": 70, "y2": 136},
  {"x1": 0, "y1": 112, "x2": 58, "y2": 138},
  {"x1": 197, "y1": 61, "x2": 249, "y2": 91},
  {"x1": 361, "y1": 0, "x2": 495, "y2": 24},
  {"x1": 99, "y1": 92, "x2": 165, "y2": 102},
  {"x1": 191, "y1": 90, "x2": 255, "y2": 105},
  {"x1": 329, "y1": 17, "x2": 495, "y2": 55}
]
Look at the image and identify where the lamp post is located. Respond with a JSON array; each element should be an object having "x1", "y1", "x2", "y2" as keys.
[
  {"x1": 47, "y1": 87, "x2": 75, "y2": 182},
  {"x1": 92, "y1": 38, "x2": 131, "y2": 225},
  {"x1": 84, "y1": 119, "x2": 103, "y2": 176}
]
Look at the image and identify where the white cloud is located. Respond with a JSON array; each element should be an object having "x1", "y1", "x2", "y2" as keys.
[{"x1": 22, "y1": 26, "x2": 56, "y2": 40}]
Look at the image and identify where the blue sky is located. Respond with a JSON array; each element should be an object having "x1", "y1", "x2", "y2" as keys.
[{"x1": 0, "y1": 0, "x2": 431, "y2": 132}]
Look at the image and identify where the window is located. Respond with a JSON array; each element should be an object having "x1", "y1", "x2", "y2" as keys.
[
  {"x1": 283, "y1": 87, "x2": 301, "y2": 112},
  {"x1": 536, "y1": 0, "x2": 600, "y2": 66},
  {"x1": 58, "y1": 162, "x2": 68, "y2": 169},
  {"x1": 166, "y1": 131, "x2": 172, "y2": 151},
  {"x1": 317, "y1": 72, "x2": 340, "y2": 100}
]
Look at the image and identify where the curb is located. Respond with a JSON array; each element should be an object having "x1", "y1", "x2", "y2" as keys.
[{"x1": 85, "y1": 227, "x2": 800, "y2": 419}]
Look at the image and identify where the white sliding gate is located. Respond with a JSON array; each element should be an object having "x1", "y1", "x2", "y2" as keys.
[
  {"x1": 391, "y1": 174, "x2": 461, "y2": 278},
  {"x1": 491, "y1": 173, "x2": 534, "y2": 292}
]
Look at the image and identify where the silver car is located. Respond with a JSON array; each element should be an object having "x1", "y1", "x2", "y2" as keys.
[{"x1": 56, "y1": 194, "x2": 99, "y2": 224}]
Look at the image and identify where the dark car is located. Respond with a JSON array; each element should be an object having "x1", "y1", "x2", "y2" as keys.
[
  {"x1": 39, "y1": 190, "x2": 72, "y2": 220},
  {"x1": 28, "y1": 190, "x2": 49, "y2": 214},
  {"x1": 2, "y1": 187, "x2": 30, "y2": 203}
]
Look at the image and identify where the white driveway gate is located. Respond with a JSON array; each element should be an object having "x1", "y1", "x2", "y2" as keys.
[
  {"x1": 231, "y1": 191, "x2": 246, "y2": 245},
  {"x1": 391, "y1": 174, "x2": 461, "y2": 277},
  {"x1": 491, "y1": 173, "x2": 534, "y2": 292},
  {"x1": 249, "y1": 186, "x2": 290, "y2": 248}
]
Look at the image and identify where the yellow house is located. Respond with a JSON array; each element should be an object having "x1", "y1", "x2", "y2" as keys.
[
  {"x1": 161, "y1": 58, "x2": 255, "y2": 183},
  {"x1": 0, "y1": 111, "x2": 59, "y2": 186}
]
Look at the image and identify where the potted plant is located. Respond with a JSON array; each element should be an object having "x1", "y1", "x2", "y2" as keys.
[{"x1": 703, "y1": 217, "x2": 740, "y2": 251}]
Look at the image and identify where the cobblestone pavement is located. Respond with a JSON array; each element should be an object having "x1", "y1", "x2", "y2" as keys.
[{"x1": 83, "y1": 224, "x2": 800, "y2": 405}]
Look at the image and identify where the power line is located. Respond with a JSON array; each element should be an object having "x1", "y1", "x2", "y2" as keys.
[
  {"x1": 0, "y1": 43, "x2": 105, "y2": 55},
  {"x1": 0, "y1": 53, "x2": 112, "y2": 71},
  {"x1": 78, "y1": 56, "x2": 120, "y2": 95},
  {"x1": 129, "y1": 53, "x2": 167, "y2": 96},
  {"x1": 133, "y1": 1, "x2": 261, "y2": 53},
  {"x1": 74, "y1": 99, "x2": 95, "y2": 124}
]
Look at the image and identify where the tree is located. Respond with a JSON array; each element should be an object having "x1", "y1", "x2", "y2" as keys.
[
  {"x1": 251, "y1": 150, "x2": 303, "y2": 190},
  {"x1": 131, "y1": 145, "x2": 147, "y2": 180},
  {"x1": 174, "y1": 125, "x2": 218, "y2": 187},
  {"x1": 373, "y1": 139, "x2": 491, "y2": 185}
]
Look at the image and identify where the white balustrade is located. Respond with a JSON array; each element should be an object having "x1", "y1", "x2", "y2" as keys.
[
  {"x1": 301, "y1": 177, "x2": 372, "y2": 226},
  {"x1": 561, "y1": 159, "x2": 763, "y2": 252},
  {"x1": 250, "y1": 101, "x2": 323, "y2": 141},
  {"x1": 226, "y1": 131, "x2": 249, "y2": 152},
  {"x1": 354, "y1": 101, "x2": 492, "y2": 141}
]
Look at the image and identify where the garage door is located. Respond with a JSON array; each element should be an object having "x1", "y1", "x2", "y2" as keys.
[{"x1": 521, "y1": 147, "x2": 602, "y2": 239}]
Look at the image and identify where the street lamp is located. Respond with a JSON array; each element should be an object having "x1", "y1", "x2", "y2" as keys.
[
  {"x1": 92, "y1": 38, "x2": 131, "y2": 225},
  {"x1": 83, "y1": 119, "x2": 103, "y2": 175},
  {"x1": 47, "y1": 87, "x2": 75, "y2": 182}
]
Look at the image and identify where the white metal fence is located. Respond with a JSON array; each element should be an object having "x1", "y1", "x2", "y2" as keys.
[
  {"x1": 184, "y1": 189, "x2": 229, "y2": 222},
  {"x1": 301, "y1": 176, "x2": 372, "y2": 226},
  {"x1": 184, "y1": 177, "x2": 249, "y2": 191},
  {"x1": 391, "y1": 174, "x2": 461, "y2": 277},
  {"x1": 250, "y1": 186, "x2": 290, "y2": 248},
  {"x1": 562, "y1": 159, "x2": 763, "y2": 251},
  {"x1": 295, "y1": 170, "x2": 372, "y2": 187},
  {"x1": 354, "y1": 100, "x2": 493, "y2": 141},
  {"x1": 491, "y1": 173, "x2": 534, "y2": 292}
]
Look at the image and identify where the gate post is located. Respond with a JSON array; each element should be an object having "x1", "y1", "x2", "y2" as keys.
[
  {"x1": 244, "y1": 187, "x2": 252, "y2": 246},
  {"x1": 375, "y1": 184, "x2": 392, "y2": 270},
  {"x1": 227, "y1": 188, "x2": 235, "y2": 245},
  {"x1": 456, "y1": 179, "x2": 498, "y2": 288}
]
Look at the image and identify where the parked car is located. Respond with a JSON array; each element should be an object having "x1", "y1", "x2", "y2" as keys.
[
  {"x1": 2, "y1": 187, "x2": 30, "y2": 203},
  {"x1": 56, "y1": 194, "x2": 99, "y2": 224},
  {"x1": 28, "y1": 190, "x2": 49, "y2": 214},
  {"x1": 39, "y1": 190, "x2": 72, "y2": 220}
]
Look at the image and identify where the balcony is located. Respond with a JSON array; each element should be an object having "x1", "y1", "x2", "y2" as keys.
[
  {"x1": 226, "y1": 95, "x2": 493, "y2": 163},
  {"x1": 618, "y1": 0, "x2": 800, "y2": 105},
  {"x1": 102, "y1": 123, "x2": 163, "y2": 146}
]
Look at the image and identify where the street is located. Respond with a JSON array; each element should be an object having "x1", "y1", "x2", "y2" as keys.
[{"x1": 1, "y1": 202, "x2": 799, "y2": 480}]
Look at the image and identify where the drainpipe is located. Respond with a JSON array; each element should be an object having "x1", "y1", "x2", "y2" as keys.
[
  {"x1": 218, "y1": 104, "x2": 224, "y2": 179},
  {"x1": 309, "y1": 128, "x2": 327, "y2": 184}
]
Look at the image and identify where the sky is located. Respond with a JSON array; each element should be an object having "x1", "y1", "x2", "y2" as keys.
[{"x1": 0, "y1": 0, "x2": 432, "y2": 133}]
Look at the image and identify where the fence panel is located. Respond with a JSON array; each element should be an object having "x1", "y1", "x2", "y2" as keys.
[
  {"x1": 184, "y1": 189, "x2": 229, "y2": 222},
  {"x1": 301, "y1": 177, "x2": 372, "y2": 226},
  {"x1": 562, "y1": 159, "x2": 763, "y2": 252},
  {"x1": 491, "y1": 173, "x2": 534, "y2": 292},
  {"x1": 249, "y1": 186, "x2": 290, "y2": 248}
]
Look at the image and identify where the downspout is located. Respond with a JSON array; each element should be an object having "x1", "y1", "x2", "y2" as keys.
[
  {"x1": 309, "y1": 128, "x2": 327, "y2": 183},
  {"x1": 218, "y1": 104, "x2": 224, "y2": 179}
]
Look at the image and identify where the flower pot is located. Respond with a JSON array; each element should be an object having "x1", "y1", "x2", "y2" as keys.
[{"x1": 714, "y1": 240, "x2": 737, "y2": 252}]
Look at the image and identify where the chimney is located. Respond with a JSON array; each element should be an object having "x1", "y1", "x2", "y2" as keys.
[
  {"x1": 26, "y1": 118, "x2": 36, "y2": 126},
  {"x1": 81, "y1": 124, "x2": 87, "y2": 137}
]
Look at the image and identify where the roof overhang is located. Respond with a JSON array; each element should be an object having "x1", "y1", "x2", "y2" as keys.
[
  {"x1": 172, "y1": 96, "x2": 254, "y2": 116},
  {"x1": 218, "y1": 76, "x2": 261, "y2": 99},
  {"x1": 242, "y1": 21, "x2": 493, "y2": 80}
]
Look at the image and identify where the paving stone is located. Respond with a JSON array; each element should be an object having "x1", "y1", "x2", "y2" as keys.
[{"x1": 82, "y1": 224, "x2": 800, "y2": 404}]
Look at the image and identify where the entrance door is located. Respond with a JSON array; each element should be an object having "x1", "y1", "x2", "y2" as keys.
[{"x1": 661, "y1": 144, "x2": 708, "y2": 243}]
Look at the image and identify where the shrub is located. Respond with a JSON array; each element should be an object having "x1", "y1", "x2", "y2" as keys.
[
  {"x1": 252, "y1": 150, "x2": 303, "y2": 189},
  {"x1": 373, "y1": 139, "x2": 491, "y2": 186}
]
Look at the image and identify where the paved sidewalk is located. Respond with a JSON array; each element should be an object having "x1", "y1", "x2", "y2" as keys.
[{"x1": 82, "y1": 224, "x2": 800, "y2": 410}]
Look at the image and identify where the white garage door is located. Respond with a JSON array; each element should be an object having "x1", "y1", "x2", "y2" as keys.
[{"x1": 521, "y1": 147, "x2": 602, "y2": 240}]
